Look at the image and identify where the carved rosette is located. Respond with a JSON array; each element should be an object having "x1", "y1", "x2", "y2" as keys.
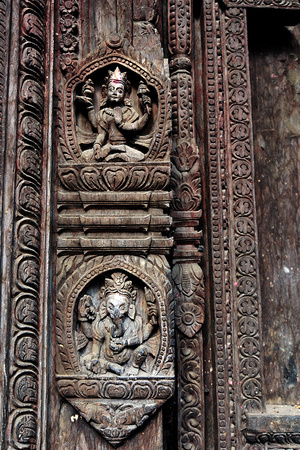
[
  {"x1": 6, "y1": 0, "x2": 46, "y2": 447},
  {"x1": 168, "y1": 1, "x2": 205, "y2": 448},
  {"x1": 56, "y1": 255, "x2": 174, "y2": 446}
]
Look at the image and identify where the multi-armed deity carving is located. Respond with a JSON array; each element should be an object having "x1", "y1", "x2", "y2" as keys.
[
  {"x1": 77, "y1": 67, "x2": 152, "y2": 163},
  {"x1": 77, "y1": 272, "x2": 159, "y2": 376},
  {"x1": 56, "y1": 35, "x2": 174, "y2": 446}
]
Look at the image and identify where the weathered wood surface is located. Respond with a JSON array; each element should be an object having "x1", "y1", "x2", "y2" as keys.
[{"x1": 249, "y1": 9, "x2": 300, "y2": 406}]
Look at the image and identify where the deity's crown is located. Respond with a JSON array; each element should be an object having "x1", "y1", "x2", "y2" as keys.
[
  {"x1": 107, "y1": 67, "x2": 127, "y2": 86},
  {"x1": 104, "y1": 272, "x2": 136, "y2": 300}
]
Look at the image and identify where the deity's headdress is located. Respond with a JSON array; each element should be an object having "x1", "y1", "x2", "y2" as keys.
[
  {"x1": 103, "y1": 272, "x2": 136, "y2": 301},
  {"x1": 99, "y1": 272, "x2": 137, "y2": 320},
  {"x1": 101, "y1": 67, "x2": 131, "y2": 107},
  {"x1": 107, "y1": 67, "x2": 127, "y2": 86}
]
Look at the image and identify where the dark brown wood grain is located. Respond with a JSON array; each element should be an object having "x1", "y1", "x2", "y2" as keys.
[{"x1": 249, "y1": 9, "x2": 300, "y2": 406}]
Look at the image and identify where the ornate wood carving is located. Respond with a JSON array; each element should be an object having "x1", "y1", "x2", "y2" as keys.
[
  {"x1": 168, "y1": 1, "x2": 205, "y2": 448},
  {"x1": 203, "y1": 0, "x2": 265, "y2": 448},
  {"x1": 222, "y1": 0, "x2": 300, "y2": 9},
  {"x1": 223, "y1": 5, "x2": 264, "y2": 421},
  {"x1": 55, "y1": 33, "x2": 174, "y2": 446},
  {"x1": 4, "y1": 0, "x2": 46, "y2": 448}
]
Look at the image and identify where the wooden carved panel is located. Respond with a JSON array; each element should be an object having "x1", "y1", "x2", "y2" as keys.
[{"x1": 55, "y1": 31, "x2": 174, "y2": 446}]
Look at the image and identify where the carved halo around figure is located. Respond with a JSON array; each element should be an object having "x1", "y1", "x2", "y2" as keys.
[
  {"x1": 56, "y1": 255, "x2": 174, "y2": 446},
  {"x1": 59, "y1": 36, "x2": 171, "y2": 164}
]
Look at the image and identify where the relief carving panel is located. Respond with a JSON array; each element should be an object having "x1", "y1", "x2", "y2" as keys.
[{"x1": 56, "y1": 33, "x2": 174, "y2": 446}]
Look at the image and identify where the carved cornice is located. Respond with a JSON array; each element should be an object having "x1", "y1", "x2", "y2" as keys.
[
  {"x1": 6, "y1": 0, "x2": 46, "y2": 447},
  {"x1": 222, "y1": 0, "x2": 300, "y2": 8}
]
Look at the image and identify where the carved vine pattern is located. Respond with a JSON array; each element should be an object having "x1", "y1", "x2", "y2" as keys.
[
  {"x1": 168, "y1": 1, "x2": 205, "y2": 448},
  {"x1": 59, "y1": 0, "x2": 79, "y2": 74},
  {"x1": 6, "y1": 0, "x2": 46, "y2": 447},
  {"x1": 223, "y1": 3, "x2": 263, "y2": 441}
]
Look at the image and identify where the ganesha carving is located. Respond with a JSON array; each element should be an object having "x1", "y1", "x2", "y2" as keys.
[
  {"x1": 79, "y1": 272, "x2": 159, "y2": 376},
  {"x1": 56, "y1": 257, "x2": 174, "y2": 446}
]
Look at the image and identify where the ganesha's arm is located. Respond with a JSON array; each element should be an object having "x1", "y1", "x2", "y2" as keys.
[{"x1": 142, "y1": 322, "x2": 155, "y2": 341}]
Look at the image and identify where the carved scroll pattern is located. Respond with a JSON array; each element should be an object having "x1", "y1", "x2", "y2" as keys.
[
  {"x1": 59, "y1": 0, "x2": 79, "y2": 74},
  {"x1": 222, "y1": 0, "x2": 300, "y2": 9},
  {"x1": 6, "y1": 0, "x2": 46, "y2": 447},
  {"x1": 168, "y1": 1, "x2": 205, "y2": 448},
  {"x1": 223, "y1": 3, "x2": 263, "y2": 435}
]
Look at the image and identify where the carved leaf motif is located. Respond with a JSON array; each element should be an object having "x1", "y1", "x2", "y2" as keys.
[
  {"x1": 19, "y1": 223, "x2": 40, "y2": 252},
  {"x1": 19, "y1": 149, "x2": 41, "y2": 182},
  {"x1": 16, "y1": 336, "x2": 38, "y2": 363},
  {"x1": 16, "y1": 297, "x2": 38, "y2": 327},
  {"x1": 19, "y1": 185, "x2": 41, "y2": 217},
  {"x1": 103, "y1": 167, "x2": 129, "y2": 190},
  {"x1": 15, "y1": 414, "x2": 37, "y2": 445},
  {"x1": 23, "y1": 13, "x2": 44, "y2": 41},
  {"x1": 18, "y1": 259, "x2": 39, "y2": 291},
  {"x1": 22, "y1": 47, "x2": 44, "y2": 77},
  {"x1": 172, "y1": 142, "x2": 198, "y2": 172},
  {"x1": 59, "y1": 167, "x2": 82, "y2": 190},
  {"x1": 80, "y1": 167, "x2": 103, "y2": 190},
  {"x1": 15, "y1": 375, "x2": 38, "y2": 403}
]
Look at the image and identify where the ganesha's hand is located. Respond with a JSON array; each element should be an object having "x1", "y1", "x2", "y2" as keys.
[
  {"x1": 93, "y1": 143, "x2": 102, "y2": 160},
  {"x1": 110, "y1": 337, "x2": 126, "y2": 352},
  {"x1": 83, "y1": 354, "x2": 101, "y2": 373},
  {"x1": 148, "y1": 305, "x2": 158, "y2": 326}
]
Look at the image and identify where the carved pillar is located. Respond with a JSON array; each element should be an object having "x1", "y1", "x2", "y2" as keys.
[{"x1": 168, "y1": 1, "x2": 205, "y2": 448}]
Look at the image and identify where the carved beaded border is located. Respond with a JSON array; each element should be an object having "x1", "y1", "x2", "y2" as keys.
[
  {"x1": 57, "y1": 256, "x2": 173, "y2": 375},
  {"x1": 8, "y1": 0, "x2": 46, "y2": 447},
  {"x1": 203, "y1": 0, "x2": 236, "y2": 447},
  {"x1": 223, "y1": 6, "x2": 263, "y2": 417}
]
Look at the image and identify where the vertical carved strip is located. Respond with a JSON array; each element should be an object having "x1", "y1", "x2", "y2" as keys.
[
  {"x1": 168, "y1": 1, "x2": 205, "y2": 448},
  {"x1": 6, "y1": 0, "x2": 46, "y2": 447},
  {"x1": 0, "y1": 0, "x2": 6, "y2": 148},
  {"x1": 59, "y1": 0, "x2": 79, "y2": 74},
  {"x1": 222, "y1": 6, "x2": 264, "y2": 447},
  {"x1": 224, "y1": 5, "x2": 263, "y2": 412},
  {"x1": 203, "y1": 0, "x2": 234, "y2": 447}
]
